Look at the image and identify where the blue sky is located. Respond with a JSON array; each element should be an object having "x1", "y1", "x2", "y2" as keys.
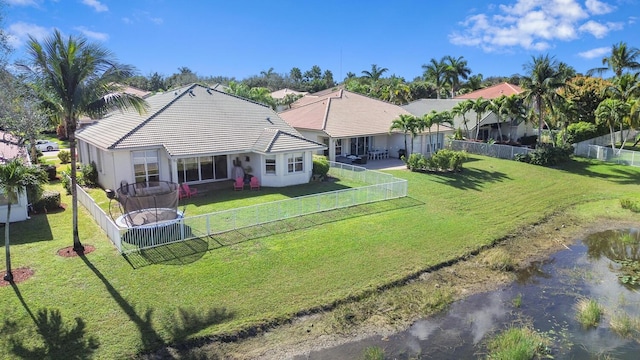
[{"x1": 2, "y1": 0, "x2": 639, "y2": 81}]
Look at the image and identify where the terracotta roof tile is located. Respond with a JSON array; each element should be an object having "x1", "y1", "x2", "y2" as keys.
[{"x1": 454, "y1": 82, "x2": 523, "y2": 99}]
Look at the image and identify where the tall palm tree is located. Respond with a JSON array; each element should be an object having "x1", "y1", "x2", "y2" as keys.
[
  {"x1": 361, "y1": 64, "x2": 388, "y2": 82},
  {"x1": 22, "y1": 30, "x2": 147, "y2": 253},
  {"x1": 588, "y1": 42, "x2": 640, "y2": 77},
  {"x1": 451, "y1": 100, "x2": 473, "y2": 138},
  {"x1": 490, "y1": 96, "x2": 507, "y2": 141},
  {"x1": 520, "y1": 55, "x2": 566, "y2": 143},
  {"x1": 422, "y1": 58, "x2": 447, "y2": 99},
  {"x1": 1, "y1": 158, "x2": 46, "y2": 282},
  {"x1": 444, "y1": 55, "x2": 471, "y2": 98},
  {"x1": 469, "y1": 97, "x2": 490, "y2": 140},
  {"x1": 390, "y1": 114, "x2": 417, "y2": 155},
  {"x1": 596, "y1": 98, "x2": 631, "y2": 150},
  {"x1": 432, "y1": 110, "x2": 454, "y2": 149},
  {"x1": 499, "y1": 94, "x2": 527, "y2": 142},
  {"x1": 420, "y1": 111, "x2": 438, "y2": 154}
]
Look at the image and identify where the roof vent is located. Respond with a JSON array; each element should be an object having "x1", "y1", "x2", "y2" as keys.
[
  {"x1": 189, "y1": 89, "x2": 195, "y2": 97},
  {"x1": 206, "y1": 88, "x2": 212, "y2": 94},
  {"x1": 174, "y1": 91, "x2": 178, "y2": 96},
  {"x1": 266, "y1": 117, "x2": 273, "y2": 124}
]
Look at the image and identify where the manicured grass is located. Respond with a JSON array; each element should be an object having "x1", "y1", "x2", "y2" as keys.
[{"x1": 1, "y1": 155, "x2": 640, "y2": 358}]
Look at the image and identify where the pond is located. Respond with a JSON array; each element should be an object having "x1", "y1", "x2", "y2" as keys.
[{"x1": 297, "y1": 229, "x2": 640, "y2": 359}]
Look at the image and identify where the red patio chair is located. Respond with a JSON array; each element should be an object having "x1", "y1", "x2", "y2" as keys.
[
  {"x1": 234, "y1": 177, "x2": 244, "y2": 190},
  {"x1": 250, "y1": 176, "x2": 260, "y2": 190},
  {"x1": 180, "y1": 183, "x2": 198, "y2": 198}
]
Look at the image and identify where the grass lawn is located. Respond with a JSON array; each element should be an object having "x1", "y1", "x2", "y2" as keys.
[{"x1": 1, "y1": 155, "x2": 640, "y2": 359}]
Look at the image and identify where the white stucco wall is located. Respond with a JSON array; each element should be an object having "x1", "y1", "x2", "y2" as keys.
[
  {"x1": 0, "y1": 192, "x2": 29, "y2": 223},
  {"x1": 259, "y1": 151, "x2": 313, "y2": 187}
]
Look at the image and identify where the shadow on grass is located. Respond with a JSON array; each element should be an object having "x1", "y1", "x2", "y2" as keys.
[
  {"x1": 79, "y1": 254, "x2": 235, "y2": 357},
  {"x1": 558, "y1": 158, "x2": 640, "y2": 185},
  {"x1": 3, "y1": 284, "x2": 99, "y2": 359},
  {"x1": 124, "y1": 196, "x2": 424, "y2": 268},
  {"x1": 2, "y1": 211, "x2": 55, "y2": 245},
  {"x1": 426, "y1": 167, "x2": 511, "y2": 191}
]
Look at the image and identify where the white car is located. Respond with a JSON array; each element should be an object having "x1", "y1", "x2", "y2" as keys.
[{"x1": 34, "y1": 140, "x2": 60, "y2": 152}]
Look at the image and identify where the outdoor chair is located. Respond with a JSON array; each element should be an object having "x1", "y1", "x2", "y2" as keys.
[
  {"x1": 180, "y1": 183, "x2": 198, "y2": 198},
  {"x1": 234, "y1": 177, "x2": 244, "y2": 190},
  {"x1": 250, "y1": 176, "x2": 260, "y2": 190}
]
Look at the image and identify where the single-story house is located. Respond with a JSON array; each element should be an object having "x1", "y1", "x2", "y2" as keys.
[
  {"x1": 75, "y1": 83, "x2": 326, "y2": 191},
  {"x1": 404, "y1": 83, "x2": 534, "y2": 142},
  {"x1": 0, "y1": 131, "x2": 30, "y2": 222},
  {"x1": 279, "y1": 89, "x2": 452, "y2": 161}
]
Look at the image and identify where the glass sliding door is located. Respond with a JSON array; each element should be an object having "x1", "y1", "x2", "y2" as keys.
[
  {"x1": 349, "y1": 136, "x2": 371, "y2": 156},
  {"x1": 178, "y1": 155, "x2": 228, "y2": 183}
]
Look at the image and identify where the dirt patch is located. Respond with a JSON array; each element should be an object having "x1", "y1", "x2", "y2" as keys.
[
  {"x1": 0, "y1": 267, "x2": 34, "y2": 287},
  {"x1": 57, "y1": 244, "x2": 96, "y2": 258},
  {"x1": 142, "y1": 214, "x2": 639, "y2": 359}
]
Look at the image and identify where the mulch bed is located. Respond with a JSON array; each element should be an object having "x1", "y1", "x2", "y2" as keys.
[
  {"x1": 0, "y1": 267, "x2": 34, "y2": 287},
  {"x1": 57, "y1": 244, "x2": 96, "y2": 258}
]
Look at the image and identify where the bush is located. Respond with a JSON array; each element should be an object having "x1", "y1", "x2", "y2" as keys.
[
  {"x1": 620, "y1": 198, "x2": 640, "y2": 213},
  {"x1": 33, "y1": 190, "x2": 61, "y2": 213},
  {"x1": 58, "y1": 150, "x2": 71, "y2": 164},
  {"x1": 405, "y1": 150, "x2": 466, "y2": 172},
  {"x1": 40, "y1": 164, "x2": 57, "y2": 181},
  {"x1": 81, "y1": 162, "x2": 99, "y2": 187},
  {"x1": 515, "y1": 143, "x2": 573, "y2": 166},
  {"x1": 312, "y1": 155, "x2": 330, "y2": 177},
  {"x1": 518, "y1": 135, "x2": 538, "y2": 146},
  {"x1": 566, "y1": 121, "x2": 598, "y2": 144},
  {"x1": 60, "y1": 167, "x2": 72, "y2": 195}
]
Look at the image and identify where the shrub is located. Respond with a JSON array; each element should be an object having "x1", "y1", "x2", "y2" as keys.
[
  {"x1": 454, "y1": 127, "x2": 464, "y2": 140},
  {"x1": 515, "y1": 143, "x2": 573, "y2": 166},
  {"x1": 58, "y1": 150, "x2": 71, "y2": 164},
  {"x1": 620, "y1": 198, "x2": 640, "y2": 213},
  {"x1": 33, "y1": 190, "x2": 61, "y2": 213},
  {"x1": 405, "y1": 153, "x2": 426, "y2": 171},
  {"x1": 26, "y1": 166, "x2": 48, "y2": 206},
  {"x1": 427, "y1": 149, "x2": 467, "y2": 172},
  {"x1": 82, "y1": 162, "x2": 99, "y2": 187},
  {"x1": 60, "y1": 167, "x2": 72, "y2": 195},
  {"x1": 575, "y1": 298, "x2": 603, "y2": 328},
  {"x1": 312, "y1": 155, "x2": 330, "y2": 177},
  {"x1": 566, "y1": 121, "x2": 598, "y2": 144},
  {"x1": 40, "y1": 164, "x2": 57, "y2": 181},
  {"x1": 486, "y1": 326, "x2": 550, "y2": 360},
  {"x1": 518, "y1": 135, "x2": 538, "y2": 146}
]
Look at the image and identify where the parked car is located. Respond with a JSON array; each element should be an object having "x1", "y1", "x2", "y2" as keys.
[{"x1": 34, "y1": 140, "x2": 60, "y2": 152}]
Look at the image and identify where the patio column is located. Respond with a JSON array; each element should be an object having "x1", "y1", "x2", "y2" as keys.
[
  {"x1": 170, "y1": 158, "x2": 178, "y2": 184},
  {"x1": 328, "y1": 138, "x2": 336, "y2": 162}
]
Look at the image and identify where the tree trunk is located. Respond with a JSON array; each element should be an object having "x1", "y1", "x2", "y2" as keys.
[
  {"x1": 4, "y1": 203, "x2": 12, "y2": 282},
  {"x1": 68, "y1": 118, "x2": 84, "y2": 253}
]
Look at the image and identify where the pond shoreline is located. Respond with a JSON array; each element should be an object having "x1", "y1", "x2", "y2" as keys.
[{"x1": 146, "y1": 206, "x2": 640, "y2": 359}]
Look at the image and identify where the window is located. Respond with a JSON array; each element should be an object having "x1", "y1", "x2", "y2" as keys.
[
  {"x1": 0, "y1": 192, "x2": 17, "y2": 206},
  {"x1": 133, "y1": 150, "x2": 159, "y2": 184},
  {"x1": 287, "y1": 153, "x2": 303, "y2": 173},
  {"x1": 178, "y1": 155, "x2": 228, "y2": 183},
  {"x1": 349, "y1": 137, "x2": 371, "y2": 156},
  {"x1": 335, "y1": 139, "x2": 342, "y2": 156},
  {"x1": 265, "y1": 155, "x2": 276, "y2": 174}
]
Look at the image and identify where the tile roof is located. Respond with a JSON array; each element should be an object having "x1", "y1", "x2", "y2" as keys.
[
  {"x1": 280, "y1": 90, "x2": 431, "y2": 138},
  {"x1": 76, "y1": 84, "x2": 324, "y2": 157},
  {"x1": 0, "y1": 131, "x2": 29, "y2": 164},
  {"x1": 270, "y1": 88, "x2": 307, "y2": 99},
  {"x1": 454, "y1": 82, "x2": 523, "y2": 99},
  {"x1": 402, "y1": 99, "x2": 496, "y2": 130}
]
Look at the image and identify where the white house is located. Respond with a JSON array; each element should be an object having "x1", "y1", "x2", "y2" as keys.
[
  {"x1": 0, "y1": 131, "x2": 30, "y2": 222},
  {"x1": 75, "y1": 84, "x2": 325, "y2": 191}
]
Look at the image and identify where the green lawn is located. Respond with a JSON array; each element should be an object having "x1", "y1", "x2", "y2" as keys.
[{"x1": 1, "y1": 155, "x2": 640, "y2": 359}]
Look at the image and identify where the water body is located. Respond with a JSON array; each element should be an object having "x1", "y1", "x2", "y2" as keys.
[{"x1": 298, "y1": 229, "x2": 640, "y2": 359}]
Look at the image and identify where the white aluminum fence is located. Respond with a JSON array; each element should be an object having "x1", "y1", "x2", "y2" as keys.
[
  {"x1": 77, "y1": 162, "x2": 407, "y2": 254},
  {"x1": 76, "y1": 183, "x2": 122, "y2": 250},
  {"x1": 573, "y1": 144, "x2": 640, "y2": 167},
  {"x1": 449, "y1": 140, "x2": 534, "y2": 160}
]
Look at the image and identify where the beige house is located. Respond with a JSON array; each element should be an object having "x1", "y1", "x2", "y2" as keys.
[
  {"x1": 76, "y1": 84, "x2": 325, "y2": 191},
  {"x1": 0, "y1": 131, "x2": 30, "y2": 222},
  {"x1": 280, "y1": 89, "x2": 451, "y2": 161}
]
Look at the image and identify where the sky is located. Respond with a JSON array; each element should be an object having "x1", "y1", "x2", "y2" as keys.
[{"x1": 2, "y1": 0, "x2": 639, "y2": 82}]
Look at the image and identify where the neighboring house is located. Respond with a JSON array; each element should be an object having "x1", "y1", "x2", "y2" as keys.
[
  {"x1": 271, "y1": 88, "x2": 308, "y2": 112},
  {"x1": 76, "y1": 83, "x2": 325, "y2": 191},
  {"x1": 78, "y1": 84, "x2": 153, "y2": 127},
  {"x1": 0, "y1": 131, "x2": 30, "y2": 222},
  {"x1": 404, "y1": 82, "x2": 533, "y2": 142},
  {"x1": 279, "y1": 89, "x2": 451, "y2": 161}
]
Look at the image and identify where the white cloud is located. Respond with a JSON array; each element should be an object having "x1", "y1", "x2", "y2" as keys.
[
  {"x1": 74, "y1": 26, "x2": 109, "y2": 41},
  {"x1": 7, "y1": 22, "x2": 51, "y2": 48},
  {"x1": 578, "y1": 46, "x2": 609, "y2": 59},
  {"x1": 81, "y1": 0, "x2": 108, "y2": 12},
  {"x1": 585, "y1": 0, "x2": 615, "y2": 15},
  {"x1": 450, "y1": 0, "x2": 622, "y2": 52},
  {"x1": 578, "y1": 20, "x2": 622, "y2": 38},
  {"x1": 5, "y1": 0, "x2": 39, "y2": 6},
  {"x1": 121, "y1": 11, "x2": 163, "y2": 25}
]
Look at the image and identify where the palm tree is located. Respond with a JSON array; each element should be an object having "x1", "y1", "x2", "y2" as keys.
[
  {"x1": 390, "y1": 114, "x2": 417, "y2": 155},
  {"x1": 361, "y1": 64, "x2": 388, "y2": 82},
  {"x1": 422, "y1": 58, "x2": 447, "y2": 99},
  {"x1": 451, "y1": 100, "x2": 473, "y2": 138},
  {"x1": 499, "y1": 95, "x2": 527, "y2": 142},
  {"x1": 444, "y1": 55, "x2": 471, "y2": 98},
  {"x1": 490, "y1": 96, "x2": 507, "y2": 141},
  {"x1": 469, "y1": 97, "x2": 490, "y2": 140},
  {"x1": 596, "y1": 98, "x2": 631, "y2": 150},
  {"x1": 1, "y1": 158, "x2": 46, "y2": 282},
  {"x1": 520, "y1": 55, "x2": 566, "y2": 143},
  {"x1": 588, "y1": 42, "x2": 640, "y2": 77},
  {"x1": 432, "y1": 110, "x2": 454, "y2": 149},
  {"x1": 420, "y1": 111, "x2": 437, "y2": 154},
  {"x1": 22, "y1": 30, "x2": 147, "y2": 253}
]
